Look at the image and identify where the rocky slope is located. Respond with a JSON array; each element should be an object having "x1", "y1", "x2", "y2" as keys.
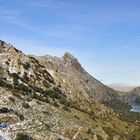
[
  {"x1": 34, "y1": 53, "x2": 118, "y2": 102},
  {"x1": 0, "y1": 40, "x2": 140, "y2": 140},
  {"x1": 117, "y1": 87, "x2": 140, "y2": 104},
  {"x1": 0, "y1": 40, "x2": 116, "y2": 116},
  {"x1": 128, "y1": 87, "x2": 140, "y2": 104}
]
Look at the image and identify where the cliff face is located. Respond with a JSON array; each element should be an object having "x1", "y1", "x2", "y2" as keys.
[
  {"x1": 0, "y1": 40, "x2": 140, "y2": 140},
  {"x1": 117, "y1": 87, "x2": 140, "y2": 104},
  {"x1": 128, "y1": 87, "x2": 140, "y2": 104}
]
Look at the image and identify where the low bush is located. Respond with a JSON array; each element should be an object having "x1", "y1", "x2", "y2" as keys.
[
  {"x1": 0, "y1": 107, "x2": 13, "y2": 113},
  {"x1": 23, "y1": 72, "x2": 30, "y2": 82},
  {"x1": 15, "y1": 132, "x2": 33, "y2": 140},
  {"x1": 53, "y1": 102, "x2": 60, "y2": 108},
  {"x1": 23, "y1": 62, "x2": 30, "y2": 70},
  {"x1": 63, "y1": 106, "x2": 71, "y2": 112},
  {"x1": 8, "y1": 97, "x2": 15, "y2": 102},
  {"x1": 22, "y1": 102, "x2": 30, "y2": 109}
]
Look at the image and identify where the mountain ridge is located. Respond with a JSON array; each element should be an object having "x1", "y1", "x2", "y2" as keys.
[{"x1": 0, "y1": 40, "x2": 140, "y2": 140}]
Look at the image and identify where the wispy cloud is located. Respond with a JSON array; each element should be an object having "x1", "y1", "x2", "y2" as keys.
[
  {"x1": 0, "y1": 5, "x2": 32, "y2": 30},
  {"x1": 0, "y1": 4, "x2": 85, "y2": 40},
  {"x1": 29, "y1": 0, "x2": 65, "y2": 9},
  {"x1": 29, "y1": 0, "x2": 82, "y2": 10}
]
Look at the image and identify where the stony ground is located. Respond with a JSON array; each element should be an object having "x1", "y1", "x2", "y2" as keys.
[{"x1": 0, "y1": 86, "x2": 140, "y2": 140}]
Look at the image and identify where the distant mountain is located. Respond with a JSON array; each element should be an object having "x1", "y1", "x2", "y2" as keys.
[
  {"x1": 0, "y1": 40, "x2": 140, "y2": 140},
  {"x1": 108, "y1": 83, "x2": 135, "y2": 92},
  {"x1": 129, "y1": 87, "x2": 140, "y2": 104},
  {"x1": 117, "y1": 86, "x2": 140, "y2": 104}
]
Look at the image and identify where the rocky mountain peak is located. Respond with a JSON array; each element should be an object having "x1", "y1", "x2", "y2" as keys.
[
  {"x1": 62, "y1": 52, "x2": 76, "y2": 61},
  {"x1": 62, "y1": 52, "x2": 85, "y2": 73}
]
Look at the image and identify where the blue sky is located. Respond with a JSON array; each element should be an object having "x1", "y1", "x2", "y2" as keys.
[{"x1": 0, "y1": 0, "x2": 140, "y2": 86}]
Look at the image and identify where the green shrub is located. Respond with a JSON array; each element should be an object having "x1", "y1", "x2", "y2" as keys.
[
  {"x1": 26, "y1": 97, "x2": 32, "y2": 102},
  {"x1": 15, "y1": 132, "x2": 33, "y2": 140},
  {"x1": 0, "y1": 78, "x2": 12, "y2": 88},
  {"x1": 0, "y1": 107, "x2": 13, "y2": 113},
  {"x1": 134, "y1": 97, "x2": 140, "y2": 105},
  {"x1": 8, "y1": 97, "x2": 15, "y2": 102},
  {"x1": 23, "y1": 72, "x2": 30, "y2": 82},
  {"x1": 47, "y1": 89, "x2": 62, "y2": 99},
  {"x1": 13, "y1": 78, "x2": 18, "y2": 85},
  {"x1": 30, "y1": 57, "x2": 39, "y2": 64},
  {"x1": 42, "y1": 80, "x2": 50, "y2": 88},
  {"x1": 23, "y1": 62, "x2": 30, "y2": 70},
  {"x1": 63, "y1": 106, "x2": 71, "y2": 112},
  {"x1": 15, "y1": 112, "x2": 24, "y2": 121},
  {"x1": 97, "y1": 135, "x2": 104, "y2": 140},
  {"x1": 5, "y1": 61, "x2": 10, "y2": 65},
  {"x1": 53, "y1": 102, "x2": 60, "y2": 108},
  {"x1": 11, "y1": 73, "x2": 19, "y2": 85},
  {"x1": 17, "y1": 83, "x2": 31, "y2": 93},
  {"x1": 11, "y1": 73, "x2": 19, "y2": 79},
  {"x1": 22, "y1": 102, "x2": 30, "y2": 109}
]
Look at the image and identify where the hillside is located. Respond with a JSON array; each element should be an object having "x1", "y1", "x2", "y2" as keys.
[{"x1": 0, "y1": 40, "x2": 140, "y2": 140}]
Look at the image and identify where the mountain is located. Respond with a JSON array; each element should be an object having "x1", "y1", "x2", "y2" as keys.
[
  {"x1": 116, "y1": 86, "x2": 140, "y2": 104},
  {"x1": 108, "y1": 83, "x2": 135, "y2": 92},
  {"x1": 128, "y1": 87, "x2": 140, "y2": 104},
  {"x1": 0, "y1": 40, "x2": 117, "y2": 115},
  {"x1": 0, "y1": 40, "x2": 140, "y2": 140},
  {"x1": 34, "y1": 53, "x2": 119, "y2": 102}
]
